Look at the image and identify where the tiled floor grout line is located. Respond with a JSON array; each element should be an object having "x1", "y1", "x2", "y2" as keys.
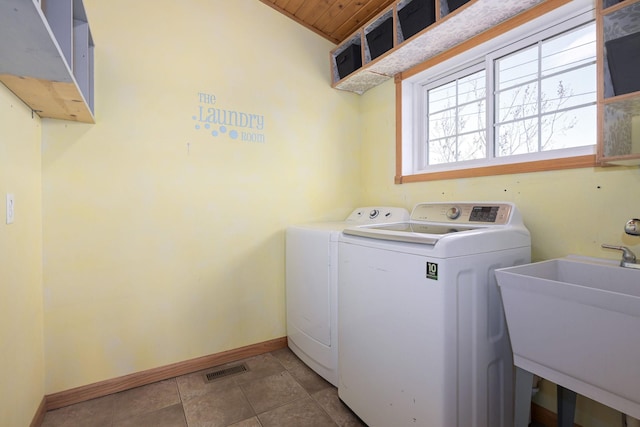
[
  {"x1": 175, "y1": 379, "x2": 190, "y2": 427},
  {"x1": 242, "y1": 356, "x2": 341, "y2": 427},
  {"x1": 238, "y1": 360, "x2": 317, "y2": 427},
  {"x1": 179, "y1": 355, "x2": 314, "y2": 427},
  {"x1": 277, "y1": 354, "x2": 346, "y2": 427},
  {"x1": 309, "y1": 389, "x2": 340, "y2": 426},
  {"x1": 236, "y1": 374, "x2": 261, "y2": 426}
]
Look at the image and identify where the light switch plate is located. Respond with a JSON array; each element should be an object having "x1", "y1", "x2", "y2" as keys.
[{"x1": 6, "y1": 193, "x2": 14, "y2": 224}]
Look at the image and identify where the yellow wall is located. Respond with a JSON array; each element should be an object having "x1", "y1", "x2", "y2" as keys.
[
  {"x1": 359, "y1": 79, "x2": 640, "y2": 427},
  {"x1": 4, "y1": 0, "x2": 639, "y2": 425},
  {"x1": 0, "y1": 85, "x2": 45, "y2": 425},
  {"x1": 40, "y1": 0, "x2": 362, "y2": 393}
]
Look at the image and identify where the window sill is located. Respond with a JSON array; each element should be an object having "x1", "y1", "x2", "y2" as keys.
[{"x1": 395, "y1": 155, "x2": 597, "y2": 184}]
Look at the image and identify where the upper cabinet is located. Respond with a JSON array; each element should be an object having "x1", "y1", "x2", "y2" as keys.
[
  {"x1": 597, "y1": 0, "x2": 640, "y2": 165},
  {"x1": 0, "y1": 0, "x2": 95, "y2": 123},
  {"x1": 330, "y1": 0, "x2": 551, "y2": 94}
]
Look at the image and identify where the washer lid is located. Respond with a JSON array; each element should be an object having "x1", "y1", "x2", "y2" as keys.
[{"x1": 343, "y1": 222, "x2": 483, "y2": 244}]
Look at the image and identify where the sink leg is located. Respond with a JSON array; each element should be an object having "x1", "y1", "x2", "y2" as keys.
[
  {"x1": 557, "y1": 385, "x2": 577, "y2": 427},
  {"x1": 514, "y1": 367, "x2": 534, "y2": 427}
]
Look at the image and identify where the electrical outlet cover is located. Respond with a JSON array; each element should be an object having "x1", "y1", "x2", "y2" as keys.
[{"x1": 6, "y1": 193, "x2": 15, "y2": 224}]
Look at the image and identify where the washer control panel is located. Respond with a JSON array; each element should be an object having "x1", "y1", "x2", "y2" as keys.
[
  {"x1": 411, "y1": 203, "x2": 513, "y2": 225},
  {"x1": 445, "y1": 206, "x2": 461, "y2": 220}
]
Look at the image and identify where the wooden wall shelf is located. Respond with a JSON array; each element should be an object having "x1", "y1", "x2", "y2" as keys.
[
  {"x1": 330, "y1": 0, "x2": 549, "y2": 95},
  {"x1": 597, "y1": 0, "x2": 640, "y2": 165},
  {"x1": 0, "y1": 0, "x2": 94, "y2": 123}
]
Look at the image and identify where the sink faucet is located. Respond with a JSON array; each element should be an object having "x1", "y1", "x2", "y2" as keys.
[{"x1": 601, "y1": 244, "x2": 640, "y2": 269}]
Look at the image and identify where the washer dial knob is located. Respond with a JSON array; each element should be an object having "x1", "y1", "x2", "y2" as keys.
[
  {"x1": 446, "y1": 206, "x2": 461, "y2": 220},
  {"x1": 369, "y1": 209, "x2": 380, "y2": 219}
]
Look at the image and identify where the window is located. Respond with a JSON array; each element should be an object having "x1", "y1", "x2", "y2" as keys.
[
  {"x1": 400, "y1": 6, "x2": 597, "y2": 181},
  {"x1": 493, "y1": 22, "x2": 596, "y2": 157},
  {"x1": 425, "y1": 65, "x2": 486, "y2": 165}
]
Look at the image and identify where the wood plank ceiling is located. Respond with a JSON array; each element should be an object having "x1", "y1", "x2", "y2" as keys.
[{"x1": 259, "y1": 0, "x2": 396, "y2": 44}]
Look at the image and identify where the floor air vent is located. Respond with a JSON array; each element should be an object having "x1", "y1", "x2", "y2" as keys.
[{"x1": 204, "y1": 363, "x2": 249, "y2": 382}]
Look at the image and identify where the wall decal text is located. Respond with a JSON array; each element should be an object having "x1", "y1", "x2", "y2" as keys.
[{"x1": 192, "y1": 92, "x2": 266, "y2": 143}]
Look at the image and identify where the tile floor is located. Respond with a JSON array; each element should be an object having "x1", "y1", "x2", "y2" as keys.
[{"x1": 41, "y1": 347, "x2": 366, "y2": 427}]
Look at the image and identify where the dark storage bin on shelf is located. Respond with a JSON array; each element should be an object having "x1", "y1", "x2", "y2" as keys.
[
  {"x1": 606, "y1": 31, "x2": 640, "y2": 96},
  {"x1": 447, "y1": 0, "x2": 471, "y2": 13},
  {"x1": 399, "y1": 0, "x2": 435, "y2": 40},
  {"x1": 603, "y1": 0, "x2": 623, "y2": 7},
  {"x1": 336, "y1": 43, "x2": 362, "y2": 80},
  {"x1": 366, "y1": 17, "x2": 393, "y2": 60}
]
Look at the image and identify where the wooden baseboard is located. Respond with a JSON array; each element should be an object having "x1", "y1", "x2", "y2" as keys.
[
  {"x1": 29, "y1": 396, "x2": 47, "y2": 427},
  {"x1": 44, "y1": 336, "x2": 287, "y2": 411},
  {"x1": 531, "y1": 402, "x2": 583, "y2": 427}
]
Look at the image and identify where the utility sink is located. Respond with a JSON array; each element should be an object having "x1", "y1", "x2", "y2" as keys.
[{"x1": 495, "y1": 256, "x2": 640, "y2": 419}]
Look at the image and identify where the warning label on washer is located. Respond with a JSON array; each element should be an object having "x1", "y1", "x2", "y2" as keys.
[{"x1": 426, "y1": 262, "x2": 438, "y2": 280}]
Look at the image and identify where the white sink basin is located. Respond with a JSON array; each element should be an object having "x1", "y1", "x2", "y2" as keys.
[{"x1": 495, "y1": 256, "x2": 640, "y2": 419}]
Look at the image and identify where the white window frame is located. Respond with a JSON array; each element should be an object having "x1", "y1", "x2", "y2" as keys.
[
  {"x1": 418, "y1": 63, "x2": 487, "y2": 168},
  {"x1": 400, "y1": 1, "x2": 596, "y2": 179}
]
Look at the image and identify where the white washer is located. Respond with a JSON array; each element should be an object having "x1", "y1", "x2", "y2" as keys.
[
  {"x1": 286, "y1": 206, "x2": 409, "y2": 386},
  {"x1": 338, "y1": 202, "x2": 531, "y2": 427}
]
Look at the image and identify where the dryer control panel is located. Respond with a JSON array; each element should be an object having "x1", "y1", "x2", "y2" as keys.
[
  {"x1": 411, "y1": 202, "x2": 513, "y2": 225},
  {"x1": 346, "y1": 206, "x2": 410, "y2": 224}
]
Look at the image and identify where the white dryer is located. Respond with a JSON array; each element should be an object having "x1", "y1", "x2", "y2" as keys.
[
  {"x1": 286, "y1": 206, "x2": 409, "y2": 386},
  {"x1": 338, "y1": 202, "x2": 531, "y2": 427}
]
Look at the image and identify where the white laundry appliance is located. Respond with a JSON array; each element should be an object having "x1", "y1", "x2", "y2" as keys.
[
  {"x1": 337, "y1": 202, "x2": 531, "y2": 427},
  {"x1": 286, "y1": 206, "x2": 409, "y2": 386}
]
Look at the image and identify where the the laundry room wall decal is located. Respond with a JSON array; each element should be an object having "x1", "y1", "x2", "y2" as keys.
[{"x1": 192, "y1": 92, "x2": 266, "y2": 143}]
